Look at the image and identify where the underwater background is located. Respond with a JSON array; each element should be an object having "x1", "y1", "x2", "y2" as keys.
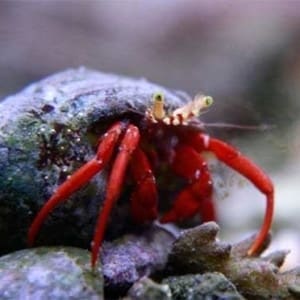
[{"x1": 0, "y1": 2, "x2": 299, "y2": 299}]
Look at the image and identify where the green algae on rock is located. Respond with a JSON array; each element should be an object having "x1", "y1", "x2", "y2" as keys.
[{"x1": 0, "y1": 247, "x2": 103, "y2": 300}]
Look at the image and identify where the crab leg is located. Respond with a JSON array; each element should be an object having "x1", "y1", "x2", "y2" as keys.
[
  {"x1": 129, "y1": 147, "x2": 158, "y2": 223},
  {"x1": 28, "y1": 122, "x2": 125, "y2": 246},
  {"x1": 160, "y1": 144, "x2": 216, "y2": 223},
  {"x1": 91, "y1": 124, "x2": 140, "y2": 268},
  {"x1": 188, "y1": 133, "x2": 274, "y2": 256}
]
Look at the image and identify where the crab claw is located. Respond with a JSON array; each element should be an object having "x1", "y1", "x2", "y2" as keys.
[
  {"x1": 186, "y1": 133, "x2": 274, "y2": 256},
  {"x1": 91, "y1": 124, "x2": 140, "y2": 268},
  {"x1": 210, "y1": 138, "x2": 274, "y2": 256}
]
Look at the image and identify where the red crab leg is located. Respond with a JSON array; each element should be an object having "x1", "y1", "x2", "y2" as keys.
[
  {"x1": 91, "y1": 124, "x2": 140, "y2": 268},
  {"x1": 129, "y1": 147, "x2": 158, "y2": 223},
  {"x1": 28, "y1": 122, "x2": 125, "y2": 246},
  {"x1": 160, "y1": 144, "x2": 216, "y2": 223},
  {"x1": 188, "y1": 133, "x2": 274, "y2": 256}
]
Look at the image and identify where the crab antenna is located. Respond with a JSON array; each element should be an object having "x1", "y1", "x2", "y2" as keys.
[{"x1": 202, "y1": 122, "x2": 275, "y2": 131}]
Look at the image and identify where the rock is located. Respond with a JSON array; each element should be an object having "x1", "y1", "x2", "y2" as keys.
[
  {"x1": 0, "y1": 247, "x2": 103, "y2": 300},
  {"x1": 167, "y1": 222, "x2": 232, "y2": 274},
  {"x1": 127, "y1": 277, "x2": 172, "y2": 300},
  {"x1": 281, "y1": 267, "x2": 300, "y2": 299},
  {"x1": 0, "y1": 226, "x2": 176, "y2": 300},
  {"x1": 163, "y1": 273, "x2": 244, "y2": 300},
  {"x1": 102, "y1": 225, "x2": 176, "y2": 292},
  {"x1": 167, "y1": 222, "x2": 300, "y2": 299}
]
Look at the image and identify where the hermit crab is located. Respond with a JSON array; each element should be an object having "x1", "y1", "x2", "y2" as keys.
[
  {"x1": 23, "y1": 69, "x2": 274, "y2": 268},
  {"x1": 0, "y1": 68, "x2": 273, "y2": 268}
]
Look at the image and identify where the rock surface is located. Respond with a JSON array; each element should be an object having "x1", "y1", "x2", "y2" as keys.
[
  {"x1": 167, "y1": 222, "x2": 300, "y2": 299},
  {"x1": 0, "y1": 247, "x2": 103, "y2": 300},
  {"x1": 102, "y1": 225, "x2": 176, "y2": 291},
  {"x1": 0, "y1": 226, "x2": 176, "y2": 300},
  {"x1": 163, "y1": 273, "x2": 244, "y2": 300},
  {"x1": 127, "y1": 277, "x2": 172, "y2": 300}
]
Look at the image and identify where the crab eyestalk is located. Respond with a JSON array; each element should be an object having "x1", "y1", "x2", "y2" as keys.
[
  {"x1": 149, "y1": 92, "x2": 214, "y2": 126},
  {"x1": 192, "y1": 94, "x2": 214, "y2": 117},
  {"x1": 166, "y1": 94, "x2": 212, "y2": 125},
  {"x1": 151, "y1": 92, "x2": 166, "y2": 120}
]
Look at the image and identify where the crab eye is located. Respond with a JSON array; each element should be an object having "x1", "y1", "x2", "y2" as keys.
[
  {"x1": 153, "y1": 92, "x2": 164, "y2": 102},
  {"x1": 204, "y1": 96, "x2": 213, "y2": 107}
]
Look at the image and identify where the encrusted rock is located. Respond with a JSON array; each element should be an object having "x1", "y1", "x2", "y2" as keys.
[
  {"x1": 0, "y1": 247, "x2": 103, "y2": 300},
  {"x1": 167, "y1": 222, "x2": 300, "y2": 299},
  {"x1": 102, "y1": 225, "x2": 176, "y2": 292},
  {"x1": 0, "y1": 226, "x2": 176, "y2": 299},
  {"x1": 127, "y1": 277, "x2": 172, "y2": 300},
  {"x1": 163, "y1": 272, "x2": 244, "y2": 300},
  {"x1": 167, "y1": 222, "x2": 231, "y2": 274}
]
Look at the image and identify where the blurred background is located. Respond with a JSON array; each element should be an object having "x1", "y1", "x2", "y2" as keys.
[{"x1": 0, "y1": 1, "x2": 299, "y2": 267}]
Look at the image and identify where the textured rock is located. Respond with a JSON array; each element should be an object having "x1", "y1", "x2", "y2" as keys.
[
  {"x1": 167, "y1": 222, "x2": 300, "y2": 299},
  {"x1": 0, "y1": 247, "x2": 103, "y2": 300},
  {"x1": 102, "y1": 225, "x2": 176, "y2": 291},
  {"x1": 163, "y1": 273, "x2": 244, "y2": 300},
  {"x1": 0, "y1": 226, "x2": 176, "y2": 300},
  {"x1": 127, "y1": 277, "x2": 172, "y2": 300},
  {"x1": 167, "y1": 222, "x2": 233, "y2": 274}
]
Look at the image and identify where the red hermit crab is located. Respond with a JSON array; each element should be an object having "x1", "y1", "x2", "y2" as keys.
[{"x1": 27, "y1": 71, "x2": 274, "y2": 269}]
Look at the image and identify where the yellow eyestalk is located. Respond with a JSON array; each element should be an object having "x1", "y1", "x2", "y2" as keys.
[
  {"x1": 148, "y1": 92, "x2": 213, "y2": 125},
  {"x1": 191, "y1": 94, "x2": 213, "y2": 117},
  {"x1": 152, "y1": 92, "x2": 166, "y2": 120}
]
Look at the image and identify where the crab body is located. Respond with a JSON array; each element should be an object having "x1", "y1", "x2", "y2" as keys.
[{"x1": 0, "y1": 68, "x2": 274, "y2": 268}]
